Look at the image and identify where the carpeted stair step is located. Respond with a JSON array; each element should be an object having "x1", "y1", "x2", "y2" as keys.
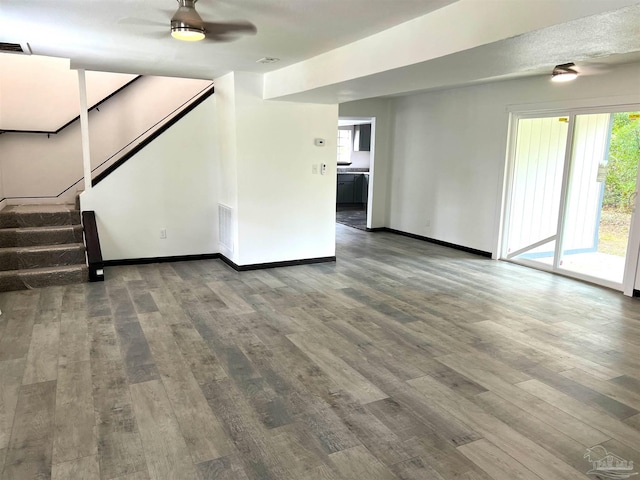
[
  {"x1": 0, "y1": 243, "x2": 86, "y2": 271},
  {"x1": 0, "y1": 264, "x2": 89, "y2": 292},
  {"x1": 0, "y1": 204, "x2": 80, "y2": 228},
  {"x1": 0, "y1": 203, "x2": 89, "y2": 292},
  {"x1": 0, "y1": 225, "x2": 84, "y2": 248}
]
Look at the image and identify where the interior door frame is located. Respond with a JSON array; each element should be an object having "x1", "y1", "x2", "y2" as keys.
[
  {"x1": 337, "y1": 116, "x2": 376, "y2": 229},
  {"x1": 500, "y1": 103, "x2": 640, "y2": 295}
]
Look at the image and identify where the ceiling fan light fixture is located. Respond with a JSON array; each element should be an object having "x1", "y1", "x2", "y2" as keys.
[
  {"x1": 161, "y1": 0, "x2": 255, "y2": 43},
  {"x1": 171, "y1": 25, "x2": 205, "y2": 41},
  {"x1": 551, "y1": 63, "x2": 578, "y2": 82},
  {"x1": 171, "y1": 0, "x2": 205, "y2": 41}
]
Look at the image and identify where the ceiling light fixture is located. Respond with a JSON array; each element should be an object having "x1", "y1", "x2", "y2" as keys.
[
  {"x1": 171, "y1": 26, "x2": 205, "y2": 41},
  {"x1": 551, "y1": 63, "x2": 578, "y2": 82},
  {"x1": 256, "y1": 57, "x2": 280, "y2": 64},
  {"x1": 171, "y1": 0, "x2": 205, "y2": 41}
]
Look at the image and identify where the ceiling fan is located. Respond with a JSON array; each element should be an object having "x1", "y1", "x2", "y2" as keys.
[{"x1": 167, "y1": 0, "x2": 256, "y2": 42}]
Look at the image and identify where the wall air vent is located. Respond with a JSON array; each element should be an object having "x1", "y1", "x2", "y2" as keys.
[
  {"x1": 218, "y1": 203, "x2": 234, "y2": 253},
  {"x1": 0, "y1": 42, "x2": 32, "y2": 55}
]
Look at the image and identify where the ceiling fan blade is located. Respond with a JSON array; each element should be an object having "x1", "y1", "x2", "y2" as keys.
[
  {"x1": 117, "y1": 17, "x2": 166, "y2": 28},
  {"x1": 201, "y1": 34, "x2": 239, "y2": 43},
  {"x1": 202, "y1": 21, "x2": 257, "y2": 36},
  {"x1": 148, "y1": 31, "x2": 171, "y2": 40}
]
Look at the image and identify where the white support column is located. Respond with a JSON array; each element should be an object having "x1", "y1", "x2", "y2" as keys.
[{"x1": 77, "y1": 69, "x2": 92, "y2": 191}]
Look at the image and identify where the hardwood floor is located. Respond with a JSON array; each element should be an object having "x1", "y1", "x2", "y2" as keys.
[
  {"x1": 336, "y1": 206, "x2": 367, "y2": 230},
  {"x1": 1, "y1": 223, "x2": 639, "y2": 479}
]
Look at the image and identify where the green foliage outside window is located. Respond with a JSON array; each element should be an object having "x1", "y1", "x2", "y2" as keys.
[{"x1": 604, "y1": 113, "x2": 640, "y2": 211}]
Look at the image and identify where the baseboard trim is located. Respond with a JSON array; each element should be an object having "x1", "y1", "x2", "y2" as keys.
[
  {"x1": 219, "y1": 254, "x2": 336, "y2": 271},
  {"x1": 102, "y1": 253, "x2": 336, "y2": 271},
  {"x1": 103, "y1": 253, "x2": 220, "y2": 267},
  {"x1": 365, "y1": 227, "x2": 386, "y2": 232},
  {"x1": 380, "y1": 228, "x2": 492, "y2": 258}
]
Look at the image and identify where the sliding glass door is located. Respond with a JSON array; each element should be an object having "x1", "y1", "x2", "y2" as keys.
[
  {"x1": 504, "y1": 115, "x2": 568, "y2": 269},
  {"x1": 503, "y1": 109, "x2": 640, "y2": 292}
]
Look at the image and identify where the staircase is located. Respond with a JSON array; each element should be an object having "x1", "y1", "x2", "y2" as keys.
[{"x1": 0, "y1": 204, "x2": 88, "y2": 291}]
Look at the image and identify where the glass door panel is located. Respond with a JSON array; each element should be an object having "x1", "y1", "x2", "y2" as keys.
[
  {"x1": 505, "y1": 116, "x2": 569, "y2": 267},
  {"x1": 559, "y1": 112, "x2": 640, "y2": 285}
]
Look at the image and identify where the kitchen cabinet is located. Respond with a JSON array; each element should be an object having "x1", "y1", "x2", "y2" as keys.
[
  {"x1": 354, "y1": 124, "x2": 371, "y2": 152},
  {"x1": 360, "y1": 174, "x2": 369, "y2": 205},
  {"x1": 337, "y1": 178, "x2": 355, "y2": 204},
  {"x1": 337, "y1": 174, "x2": 368, "y2": 205}
]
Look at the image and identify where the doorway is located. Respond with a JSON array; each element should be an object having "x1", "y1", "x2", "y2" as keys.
[
  {"x1": 336, "y1": 117, "x2": 374, "y2": 230},
  {"x1": 502, "y1": 109, "x2": 640, "y2": 293}
]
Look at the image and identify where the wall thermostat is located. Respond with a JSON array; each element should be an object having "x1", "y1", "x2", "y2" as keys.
[{"x1": 314, "y1": 138, "x2": 326, "y2": 146}]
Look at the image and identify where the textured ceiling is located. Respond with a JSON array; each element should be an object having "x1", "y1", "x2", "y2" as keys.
[{"x1": 264, "y1": 2, "x2": 640, "y2": 103}]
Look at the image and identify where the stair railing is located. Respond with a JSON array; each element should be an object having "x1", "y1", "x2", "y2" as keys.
[{"x1": 0, "y1": 81, "x2": 214, "y2": 202}]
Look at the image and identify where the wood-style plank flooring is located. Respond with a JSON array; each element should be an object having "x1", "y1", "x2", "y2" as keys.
[{"x1": 1, "y1": 224, "x2": 640, "y2": 479}]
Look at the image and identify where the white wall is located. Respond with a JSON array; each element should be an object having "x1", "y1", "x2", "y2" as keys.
[
  {"x1": 384, "y1": 62, "x2": 640, "y2": 280},
  {"x1": 215, "y1": 72, "x2": 338, "y2": 266},
  {"x1": 0, "y1": 75, "x2": 212, "y2": 203},
  {"x1": 0, "y1": 54, "x2": 135, "y2": 131},
  {"x1": 348, "y1": 151, "x2": 371, "y2": 170},
  {"x1": 80, "y1": 96, "x2": 218, "y2": 261},
  {"x1": 213, "y1": 73, "x2": 240, "y2": 260},
  {"x1": 339, "y1": 99, "x2": 393, "y2": 228}
]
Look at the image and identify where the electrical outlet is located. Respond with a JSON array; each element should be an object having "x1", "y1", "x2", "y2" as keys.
[
  {"x1": 160, "y1": 228, "x2": 167, "y2": 239},
  {"x1": 312, "y1": 164, "x2": 318, "y2": 175}
]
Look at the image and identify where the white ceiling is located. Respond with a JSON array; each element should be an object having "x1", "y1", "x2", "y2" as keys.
[
  {"x1": 2, "y1": 0, "x2": 640, "y2": 103},
  {"x1": 1, "y1": 0, "x2": 457, "y2": 79}
]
